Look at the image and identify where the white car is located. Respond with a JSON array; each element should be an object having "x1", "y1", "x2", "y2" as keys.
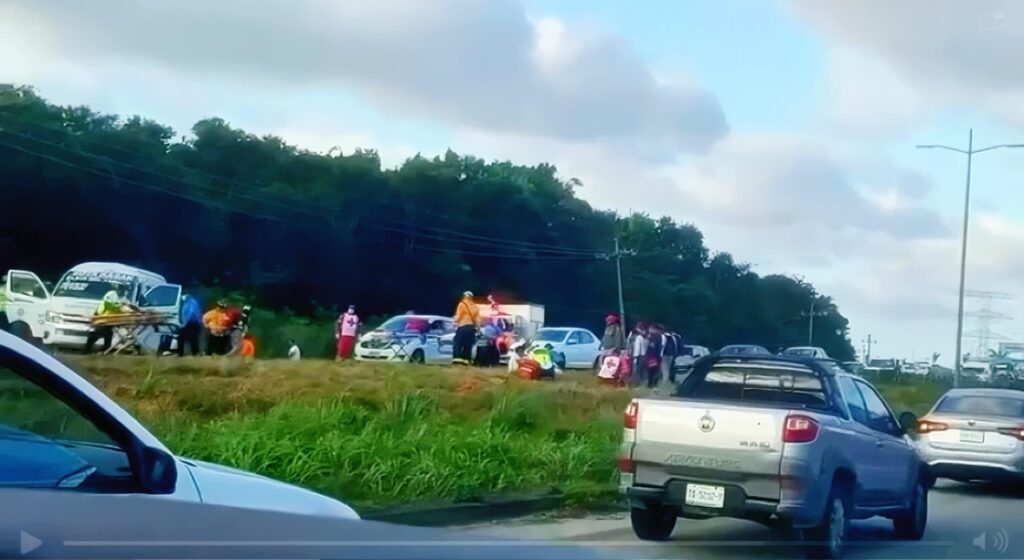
[
  {"x1": 0, "y1": 330, "x2": 358, "y2": 519},
  {"x1": 531, "y1": 327, "x2": 602, "y2": 369},
  {"x1": 354, "y1": 314, "x2": 456, "y2": 364},
  {"x1": 781, "y1": 346, "x2": 830, "y2": 359},
  {"x1": 673, "y1": 344, "x2": 710, "y2": 371}
]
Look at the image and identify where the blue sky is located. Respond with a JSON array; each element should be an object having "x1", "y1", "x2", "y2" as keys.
[{"x1": 3, "y1": 0, "x2": 1024, "y2": 363}]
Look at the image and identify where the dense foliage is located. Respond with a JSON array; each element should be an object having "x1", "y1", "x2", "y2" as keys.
[{"x1": 0, "y1": 85, "x2": 854, "y2": 358}]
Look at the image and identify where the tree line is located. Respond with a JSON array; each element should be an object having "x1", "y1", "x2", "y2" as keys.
[{"x1": 0, "y1": 85, "x2": 855, "y2": 359}]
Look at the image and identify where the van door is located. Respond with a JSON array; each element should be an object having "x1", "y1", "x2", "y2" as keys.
[
  {"x1": 4, "y1": 270, "x2": 51, "y2": 339},
  {"x1": 140, "y1": 284, "x2": 182, "y2": 326}
]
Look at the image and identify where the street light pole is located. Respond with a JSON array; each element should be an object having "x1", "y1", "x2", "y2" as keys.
[
  {"x1": 917, "y1": 131, "x2": 1024, "y2": 388},
  {"x1": 808, "y1": 300, "x2": 816, "y2": 346}
]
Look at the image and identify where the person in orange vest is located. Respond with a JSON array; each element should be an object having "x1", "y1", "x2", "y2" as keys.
[
  {"x1": 452, "y1": 291, "x2": 479, "y2": 365},
  {"x1": 240, "y1": 333, "x2": 256, "y2": 360}
]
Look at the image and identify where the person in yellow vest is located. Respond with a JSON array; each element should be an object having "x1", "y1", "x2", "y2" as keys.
[
  {"x1": 85, "y1": 288, "x2": 127, "y2": 354},
  {"x1": 452, "y1": 291, "x2": 480, "y2": 365}
]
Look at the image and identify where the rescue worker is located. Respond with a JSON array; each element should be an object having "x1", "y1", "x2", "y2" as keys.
[
  {"x1": 85, "y1": 288, "x2": 127, "y2": 354},
  {"x1": 601, "y1": 313, "x2": 625, "y2": 352},
  {"x1": 452, "y1": 291, "x2": 479, "y2": 365},
  {"x1": 202, "y1": 300, "x2": 233, "y2": 355},
  {"x1": 177, "y1": 294, "x2": 203, "y2": 357},
  {"x1": 336, "y1": 304, "x2": 359, "y2": 359}
]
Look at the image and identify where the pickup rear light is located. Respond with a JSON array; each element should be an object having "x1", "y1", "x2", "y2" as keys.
[
  {"x1": 917, "y1": 420, "x2": 949, "y2": 434},
  {"x1": 617, "y1": 455, "x2": 635, "y2": 473},
  {"x1": 997, "y1": 427, "x2": 1024, "y2": 441},
  {"x1": 782, "y1": 414, "x2": 819, "y2": 443},
  {"x1": 624, "y1": 399, "x2": 639, "y2": 429}
]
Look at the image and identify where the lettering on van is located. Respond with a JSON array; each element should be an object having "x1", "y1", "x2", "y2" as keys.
[{"x1": 664, "y1": 454, "x2": 740, "y2": 469}]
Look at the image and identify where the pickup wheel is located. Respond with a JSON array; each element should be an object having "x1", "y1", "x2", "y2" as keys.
[
  {"x1": 630, "y1": 505, "x2": 676, "y2": 541},
  {"x1": 409, "y1": 349, "x2": 426, "y2": 364},
  {"x1": 893, "y1": 481, "x2": 928, "y2": 540},
  {"x1": 807, "y1": 483, "x2": 850, "y2": 559}
]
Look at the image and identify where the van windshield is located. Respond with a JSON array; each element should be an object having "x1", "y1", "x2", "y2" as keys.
[{"x1": 53, "y1": 273, "x2": 133, "y2": 301}]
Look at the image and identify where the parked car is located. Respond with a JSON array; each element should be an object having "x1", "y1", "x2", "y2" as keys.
[
  {"x1": 0, "y1": 330, "x2": 358, "y2": 519},
  {"x1": 354, "y1": 314, "x2": 455, "y2": 364},
  {"x1": 673, "y1": 344, "x2": 710, "y2": 375},
  {"x1": 961, "y1": 361, "x2": 989, "y2": 383},
  {"x1": 863, "y1": 358, "x2": 899, "y2": 380},
  {"x1": 619, "y1": 354, "x2": 929, "y2": 558},
  {"x1": 988, "y1": 361, "x2": 1017, "y2": 387},
  {"x1": 914, "y1": 388, "x2": 1024, "y2": 483},
  {"x1": 3, "y1": 263, "x2": 181, "y2": 350},
  {"x1": 530, "y1": 327, "x2": 602, "y2": 369},
  {"x1": 782, "y1": 346, "x2": 829, "y2": 359},
  {"x1": 716, "y1": 344, "x2": 771, "y2": 356}
]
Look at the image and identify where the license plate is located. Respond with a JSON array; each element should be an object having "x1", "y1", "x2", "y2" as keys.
[
  {"x1": 363, "y1": 350, "x2": 382, "y2": 357},
  {"x1": 959, "y1": 430, "x2": 984, "y2": 443},
  {"x1": 685, "y1": 484, "x2": 725, "y2": 508}
]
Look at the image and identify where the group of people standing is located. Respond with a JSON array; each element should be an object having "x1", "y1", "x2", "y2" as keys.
[
  {"x1": 176, "y1": 297, "x2": 255, "y2": 357},
  {"x1": 600, "y1": 314, "x2": 684, "y2": 388}
]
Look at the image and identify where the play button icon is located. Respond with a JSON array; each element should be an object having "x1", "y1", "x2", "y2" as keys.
[{"x1": 20, "y1": 531, "x2": 42, "y2": 555}]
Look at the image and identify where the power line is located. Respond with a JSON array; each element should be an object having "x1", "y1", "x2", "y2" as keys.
[{"x1": 366, "y1": 222, "x2": 605, "y2": 256}]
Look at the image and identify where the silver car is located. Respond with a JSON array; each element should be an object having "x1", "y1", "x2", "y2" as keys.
[
  {"x1": 0, "y1": 330, "x2": 358, "y2": 519},
  {"x1": 915, "y1": 388, "x2": 1024, "y2": 482}
]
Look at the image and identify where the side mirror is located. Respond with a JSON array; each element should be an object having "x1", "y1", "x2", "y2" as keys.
[
  {"x1": 898, "y1": 411, "x2": 919, "y2": 434},
  {"x1": 138, "y1": 446, "x2": 178, "y2": 494}
]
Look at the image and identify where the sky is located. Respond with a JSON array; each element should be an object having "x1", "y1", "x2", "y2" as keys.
[{"x1": 2, "y1": 0, "x2": 1024, "y2": 364}]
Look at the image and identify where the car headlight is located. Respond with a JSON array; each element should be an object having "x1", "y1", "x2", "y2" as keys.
[{"x1": 45, "y1": 311, "x2": 63, "y2": 323}]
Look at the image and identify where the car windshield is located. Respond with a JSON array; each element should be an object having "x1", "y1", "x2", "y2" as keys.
[
  {"x1": 53, "y1": 278, "x2": 131, "y2": 301},
  {"x1": 784, "y1": 348, "x2": 816, "y2": 356},
  {"x1": 935, "y1": 396, "x2": 1024, "y2": 418},
  {"x1": 534, "y1": 329, "x2": 568, "y2": 342},
  {"x1": 680, "y1": 363, "x2": 827, "y2": 409}
]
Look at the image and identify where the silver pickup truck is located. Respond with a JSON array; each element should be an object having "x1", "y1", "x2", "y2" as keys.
[{"x1": 618, "y1": 355, "x2": 930, "y2": 558}]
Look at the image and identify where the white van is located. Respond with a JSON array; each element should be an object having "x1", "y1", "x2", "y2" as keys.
[{"x1": 3, "y1": 263, "x2": 181, "y2": 349}]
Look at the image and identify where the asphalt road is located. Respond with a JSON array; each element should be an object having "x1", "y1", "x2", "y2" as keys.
[{"x1": 464, "y1": 481, "x2": 1023, "y2": 559}]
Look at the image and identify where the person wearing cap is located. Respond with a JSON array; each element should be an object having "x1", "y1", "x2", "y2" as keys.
[
  {"x1": 452, "y1": 291, "x2": 480, "y2": 365},
  {"x1": 336, "y1": 304, "x2": 360, "y2": 360},
  {"x1": 600, "y1": 313, "x2": 625, "y2": 353},
  {"x1": 203, "y1": 300, "x2": 233, "y2": 355}
]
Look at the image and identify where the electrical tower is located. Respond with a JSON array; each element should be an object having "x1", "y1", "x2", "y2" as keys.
[{"x1": 963, "y1": 290, "x2": 1015, "y2": 358}]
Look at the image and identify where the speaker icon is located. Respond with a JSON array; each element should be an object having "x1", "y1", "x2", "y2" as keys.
[{"x1": 973, "y1": 529, "x2": 1010, "y2": 554}]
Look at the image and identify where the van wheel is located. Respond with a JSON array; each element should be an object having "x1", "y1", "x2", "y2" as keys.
[
  {"x1": 10, "y1": 322, "x2": 36, "y2": 343},
  {"x1": 630, "y1": 504, "x2": 676, "y2": 541},
  {"x1": 409, "y1": 350, "x2": 425, "y2": 364},
  {"x1": 807, "y1": 483, "x2": 850, "y2": 559},
  {"x1": 893, "y1": 481, "x2": 927, "y2": 540}
]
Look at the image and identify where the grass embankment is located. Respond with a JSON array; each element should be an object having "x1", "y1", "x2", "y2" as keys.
[
  {"x1": 69, "y1": 357, "x2": 631, "y2": 510},
  {"x1": 67, "y1": 357, "x2": 949, "y2": 511}
]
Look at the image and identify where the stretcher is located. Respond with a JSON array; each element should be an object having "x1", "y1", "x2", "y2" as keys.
[{"x1": 91, "y1": 312, "x2": 173, "y2": 356}]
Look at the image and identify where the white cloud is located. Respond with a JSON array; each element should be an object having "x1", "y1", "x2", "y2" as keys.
[{"x1": 0, "y1": 0, "x2": 727, "y2": 152}]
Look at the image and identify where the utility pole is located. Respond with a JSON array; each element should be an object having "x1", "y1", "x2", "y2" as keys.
[
  {"x1": 614, "y1": 237, "x2": 626, "y2": 328},
  {"x1": 808, "y1": 300, "x2": 817, "y2": 346},
  {"x1": 917, "y1": 131, "x2": 1024, "y2": 388},
  {"x1": 862, "y1": 335, "x2": 875, "y2": 363}
]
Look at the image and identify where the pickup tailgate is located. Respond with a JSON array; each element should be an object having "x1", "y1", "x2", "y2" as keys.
[{"x1": 632, "y1": 399, "x2": 788, "y2": 500}]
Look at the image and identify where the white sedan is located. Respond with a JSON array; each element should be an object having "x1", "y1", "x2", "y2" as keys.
[
  {"x1": 354, "y1": 314, "x2": 456, "y2": 364},
  {"x1": 531, "y1": 327, "x2": 602, "y2": 369}
]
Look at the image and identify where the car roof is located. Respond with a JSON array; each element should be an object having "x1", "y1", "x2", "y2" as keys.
[{"x1": 940, "y1": 388, "x2": 1024, "y2": 399}]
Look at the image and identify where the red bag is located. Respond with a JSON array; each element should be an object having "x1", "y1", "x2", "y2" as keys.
[{"x1": 517, "y1": 358, "x2": 541, "y2": 380}]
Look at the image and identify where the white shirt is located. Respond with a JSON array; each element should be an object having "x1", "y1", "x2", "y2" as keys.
[{"x1": 288, "y1": 344, "x2": 301, "y2": 360}]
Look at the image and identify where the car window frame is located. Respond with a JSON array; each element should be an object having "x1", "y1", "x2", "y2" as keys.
[
  {"x1": 853, "y1": 379, "x2": 901, "y2": 437},
  {"x1": 577, "y1": 330, "x2": 595, "y2": 345},
  {"x1": 566, "y1": 331, "x2": 581, "y2": 345},
  {"x1": 0, "y1": 345, "x2": 147, "y2": 492}
]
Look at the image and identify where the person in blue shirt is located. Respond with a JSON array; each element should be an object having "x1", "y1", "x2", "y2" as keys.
[{"x1": 177, "y1": 294, "x2": 203, "y2": 357}]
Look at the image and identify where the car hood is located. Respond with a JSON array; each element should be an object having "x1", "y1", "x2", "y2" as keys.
[
  {"x1": 182, "y1": 458, "x2": 359, "y2": 520},
  {"x1": 50, "y1": 296, "x2": 101, "y2": 319}
]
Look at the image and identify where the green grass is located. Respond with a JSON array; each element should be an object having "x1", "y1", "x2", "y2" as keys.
[{"x1": 60, "y1": 357, "x2": 953, "y2": 511}]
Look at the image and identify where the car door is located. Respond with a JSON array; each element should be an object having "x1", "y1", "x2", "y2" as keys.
[
  {"x1": 4, "y1": 270, "x2": 51, "y2": 339},
  {"x1": 854, "y1": 379, "x2": 916, "y2": 505},
  {"x1": 575, "y1": 330, "x2": 600, "y2": 368},
  {"x1": 562, "y1": 330, "x2": 584, "y2": 367},
  {"x1": 140, "y1": 284, "x2": 182, "y2": 325},
  {"x1": 0, "y1": 335, "x2": 196, "y2": 499},
  {"x1": 835, "y1": 375, "x2": 889, "y2": 507}
]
